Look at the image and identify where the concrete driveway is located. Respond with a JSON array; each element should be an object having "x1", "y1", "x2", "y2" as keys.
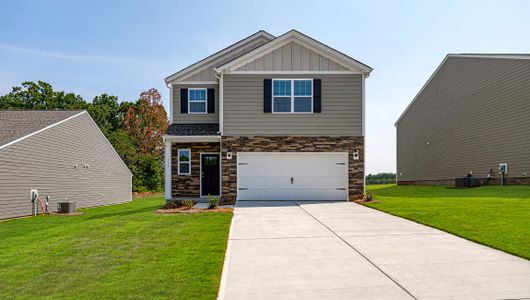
[{"x1": 218, "y1": 201, "x2": 530, "y2": 300}]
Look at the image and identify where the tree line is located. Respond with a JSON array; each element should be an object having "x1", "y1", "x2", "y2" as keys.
[
  {"x1": 365, "y1": 172, "x2": 396, "y2": 185},
  {"x1": 0, "y1": 81, "x2": 168, "y2": 192}
]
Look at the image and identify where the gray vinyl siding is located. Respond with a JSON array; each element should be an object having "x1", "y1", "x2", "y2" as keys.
[
  {"x1": 397, "y1": 56, "x2": 530, "y2": 182},
  {"x1": 235, "y1": 41, "x2": 350, "y2": 72},
  {"x1": 223, "y1": 74, "x2": 362, "y2": 136},
  {"x1": 0, "y1": 112, "x2": 132, "y2": 219},
  {"x1": 172, "y1": 84, "x2": 219, "y2": 124},
  {"x1": 179, "y1": 37, "x2": 271, "y2": 82}
]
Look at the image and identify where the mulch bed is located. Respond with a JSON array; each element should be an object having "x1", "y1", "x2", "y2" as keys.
[
  {"x1": 156, "y1": 207, "x2": 233, "y2": 214},
  {"x1": 156, "y1": 207, "x2": 234, "y2": 214},
  {"x1": 49, "y1": 212, "x2": 85, "y2": 216}
]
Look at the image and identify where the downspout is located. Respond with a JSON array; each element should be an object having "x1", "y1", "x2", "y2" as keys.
[
  {"x1": 166, "y1": 82, "x2": 173, "y2": 124},
  {"x1": 214, "y1": 70, "x2": 224, "y2": 198},
  {"x1": 164, "y1": 82, "x2": 173, "y2": 201},
  {"x1": 361, "y1": 73, "x2": 366, "y2": 195},
  {"x1": 214, "y1": 70, "x2": 224, "y2": 135}
]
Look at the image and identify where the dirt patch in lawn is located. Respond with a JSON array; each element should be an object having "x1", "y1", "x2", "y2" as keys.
[
  {"x1": 49, "y1": 212, "x2": 85, "y2": 216},
  {"x1": 156, "y1": 207, "x2": 233, "y2": 214}
]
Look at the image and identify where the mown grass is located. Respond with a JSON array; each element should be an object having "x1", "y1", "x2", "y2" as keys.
[
  {"x1": 365, "y1": 184, "x2": 530, "y2": 259},
  {"x1": 0, "y1": 194, "x2": 232, "y2": 299}
]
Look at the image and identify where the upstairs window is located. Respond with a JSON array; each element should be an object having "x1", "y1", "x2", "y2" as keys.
[
  {"x1": 178, "y1": 149, "x2": 191, "y2": 175},
  {"x1": 188, "y1": 88, "x2": 207, "y2": 114},
  {"x1": 273, "y1": 79, "x2": 313, "y2": 113}
]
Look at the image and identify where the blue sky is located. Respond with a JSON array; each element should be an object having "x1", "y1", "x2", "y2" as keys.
[{"x1": 1, "y1": 0, "x2": 529, "y2": 174}]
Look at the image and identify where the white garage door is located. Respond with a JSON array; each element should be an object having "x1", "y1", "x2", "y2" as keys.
[{"x1": 237, "y1": 152, "x2": 348, "y2": 201}]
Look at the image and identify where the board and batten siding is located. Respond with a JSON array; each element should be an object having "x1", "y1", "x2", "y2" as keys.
[
  {"x1": 172, "y1": 84, "x2": 219, "y2": 124},
  {"x1": 397, "y1": 56, "x2": 530, "y2": 182},
  {"x1": 180, "y1": 36, "x2": 271, "y2": 82},
  {"x1": 235, "y1": 41, "x2": 350, "y2": 72},
  {"x1": 0, "y1": 112, "x2": 132, "y2": 219},
  {"x1": 223, "y1": 74, "x2": 362, "y2": 136}
]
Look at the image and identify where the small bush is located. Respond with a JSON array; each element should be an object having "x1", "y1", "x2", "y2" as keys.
[
  {"x1": 208, "y1": 195, "x2": 219, "y2": 209},
  {"x1": 363, "y1": 193, "x2": 374, "y2": 202},
  {"x1": 183, "y1": 199, "x2": 194, "y2": 209},
  {"x1": 163, "y1": 200, "x2": 182, "y2": 209}
]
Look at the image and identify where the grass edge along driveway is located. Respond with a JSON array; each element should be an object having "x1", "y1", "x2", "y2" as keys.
[
  {"x1": 0, "y1": 194, "x2": 232, "y2": 299},
  {"x1": 365, "y1": 184, "x2": 530, "y2": 260}
]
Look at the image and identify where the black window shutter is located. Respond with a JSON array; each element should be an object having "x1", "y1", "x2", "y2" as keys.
[
  {"x1": 313, "y1": 79, "x2": 322, "y2": 113},
  {"x1": 207, "y1": 88, "x2": 215, "y2": 113},
  {"x1": 263, "y1": 79, "x2": 272, "y2": 113},
  {"x1": 180, "y1": 88, "x2": 188, "y2": 113}
]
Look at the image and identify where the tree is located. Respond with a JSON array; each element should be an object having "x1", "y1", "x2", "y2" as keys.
[
  {"x1": 86, "y1": 94, "x2": 123, "y2": 136},
  {"x1": 0, "y1": 81, "x2": 86, "y2": 110},
  {"x1": 365, "y1": 173, "x2": 397, "y2": 185},
  {"x1": 123, "y1": 88, "x2": 168, "y2": 155}
]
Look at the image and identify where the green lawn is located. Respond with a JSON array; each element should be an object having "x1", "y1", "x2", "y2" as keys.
[
  {"x1": 0, "y1": 194, "x2": 232, "y2": 299},
  {"x1": 365, "y1": 184, "x2": 530, "y2": 259}
]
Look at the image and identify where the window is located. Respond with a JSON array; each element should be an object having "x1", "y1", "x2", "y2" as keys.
[
  {"x1": 273, "y1": 79, "x2": 313, "y2": 113},
  {"x1": 188, "y1": 88, "x2": 207, "y2": 114},
  {"x1": 178, "y1": 149, "x2": 191, "y2": 175}
]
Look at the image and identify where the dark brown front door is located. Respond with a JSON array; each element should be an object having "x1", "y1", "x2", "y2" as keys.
[{"x1": 201, "y1": 154, "x2": 220, "y2": 196}]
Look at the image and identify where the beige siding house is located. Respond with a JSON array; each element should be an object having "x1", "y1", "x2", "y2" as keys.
[
  {"x1": 0, "y1": 110, "x2": 132, "y2": 219},
  {"x1": 163, "y1": 30, "x2": 372, "y2": 203},
  {"x1": 396, "y1": 54, "x2": 530, "y2": 185}
]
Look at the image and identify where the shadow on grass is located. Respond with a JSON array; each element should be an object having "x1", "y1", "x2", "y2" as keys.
[{"x1": 367, "y1": 184, "x2": 530, "y2": 199}]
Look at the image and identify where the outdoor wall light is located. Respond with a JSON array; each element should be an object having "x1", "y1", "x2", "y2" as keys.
[
  {"x1": 353, "y1": 149, "x2": 360, "y2": 160},
  {"x1": 226, "y1": 152, "x2": 233, "y2": 160}
]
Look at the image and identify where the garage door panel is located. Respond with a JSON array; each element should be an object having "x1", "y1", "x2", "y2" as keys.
[{"x1": 237, "y1": 152, "x2": 348, "y2": 201}]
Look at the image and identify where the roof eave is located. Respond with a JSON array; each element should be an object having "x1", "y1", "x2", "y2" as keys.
[
  {"x1": 215, "y1": 29, "x2": 373, "y2": 75},
  {"x1": 164, "y1": 30, "x2": 275, "y2": 84}
]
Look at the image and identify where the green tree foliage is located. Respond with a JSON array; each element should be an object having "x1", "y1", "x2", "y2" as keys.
[
  {"x1": 0, "y1": 81, "x2": 86, "y2": 110},
  {"x1": 366, "y1": 172, "x2": 396, "y2": 185},
  {"x1": 0, "y1": 81, "x2": 166, "y2": 192},
  {"x1": 87, "y1": 94, "x2": 124, "y2": 136}
]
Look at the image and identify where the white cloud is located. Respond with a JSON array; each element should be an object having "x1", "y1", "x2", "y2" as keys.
[{"x1": 0, "y1": 44, "x2": 140, "y2": 64}]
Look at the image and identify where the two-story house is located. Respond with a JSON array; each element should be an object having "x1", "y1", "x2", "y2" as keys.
[{"x1": 163, "y1": 30, "x2": 372, "y2": 203}]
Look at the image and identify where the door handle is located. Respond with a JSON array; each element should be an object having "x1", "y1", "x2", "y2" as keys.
[{"x1": 291, "y1": 177, "x2": 294, "y2": 184}]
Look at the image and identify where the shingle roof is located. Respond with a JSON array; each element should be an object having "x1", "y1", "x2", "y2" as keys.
[
  {"x1": 0, "y1": 110, "x2": 84, "y2": 147},
  {"x1": 166, "y1": 123, "x2": 219, "y2": 136}
]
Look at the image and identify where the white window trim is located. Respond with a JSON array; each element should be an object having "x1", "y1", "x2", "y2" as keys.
[
  {"x1": 177, "y1": 149, "x2": 191, "y2": 175},
  {"x1": 272, "y1": 78, "x2": 313, "y2": 114},
  {"x1": 188, "y1": 88, "x2": 208, "y2": 114}
]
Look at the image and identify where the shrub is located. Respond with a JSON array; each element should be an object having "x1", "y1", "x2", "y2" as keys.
[
  {"x1": 208, "y1": 195, "x2": 219, "y2": 209},
  {"x1": 183, "y1": 199, "x2": 194, "y2": 210},
  {"x1": 363, "y1": 193, "x2": 374, "y2": 202},
  {"x1": 163, "y1": 200, "x2": 182, "y2": 209}
]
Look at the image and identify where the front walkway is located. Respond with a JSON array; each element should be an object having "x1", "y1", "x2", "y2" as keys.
[{"x1": 218, "y1": 201, "x2": 530, "y2": 300}]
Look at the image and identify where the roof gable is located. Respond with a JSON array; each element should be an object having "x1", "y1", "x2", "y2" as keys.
[
  {"x1": 215, "y1": 30, "x2": 373, "y2": 74},
  {"x1": 394, "y1": 54, "x2": 530, "y2": 126},
  {"x1": 165, "y1": 30, "x2": 275, "y2": 83},
  {"x1": 0, "y1": 110, "x2": 85, "y2": 148}
]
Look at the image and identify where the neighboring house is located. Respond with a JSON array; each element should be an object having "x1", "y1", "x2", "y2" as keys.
[
  {"x1": 0, "y1": 110, "x2": 132, "y2": 219},
  {"x1": 396, "y1": 54, "x2": 530, "y2": 185},
  {"x1": 163, "y1": 30, "x2": 372, "y2": 203}
]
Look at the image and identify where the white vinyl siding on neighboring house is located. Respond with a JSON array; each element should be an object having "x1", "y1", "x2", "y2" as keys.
[
  {"x1": 272, "y1": 79, "x2": 313, "y2": 114},
  {"x1": 178, "y1": 149, "x2": 191, "y2": 175}
]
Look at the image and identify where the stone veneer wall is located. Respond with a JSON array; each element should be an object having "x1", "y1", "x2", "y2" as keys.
[
  {"x1": 220, "y1": 136, "x2": 364, "y2": 204},
  {"x1": 171, "y1": 142, "x2": 220, "y2": 198}
]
